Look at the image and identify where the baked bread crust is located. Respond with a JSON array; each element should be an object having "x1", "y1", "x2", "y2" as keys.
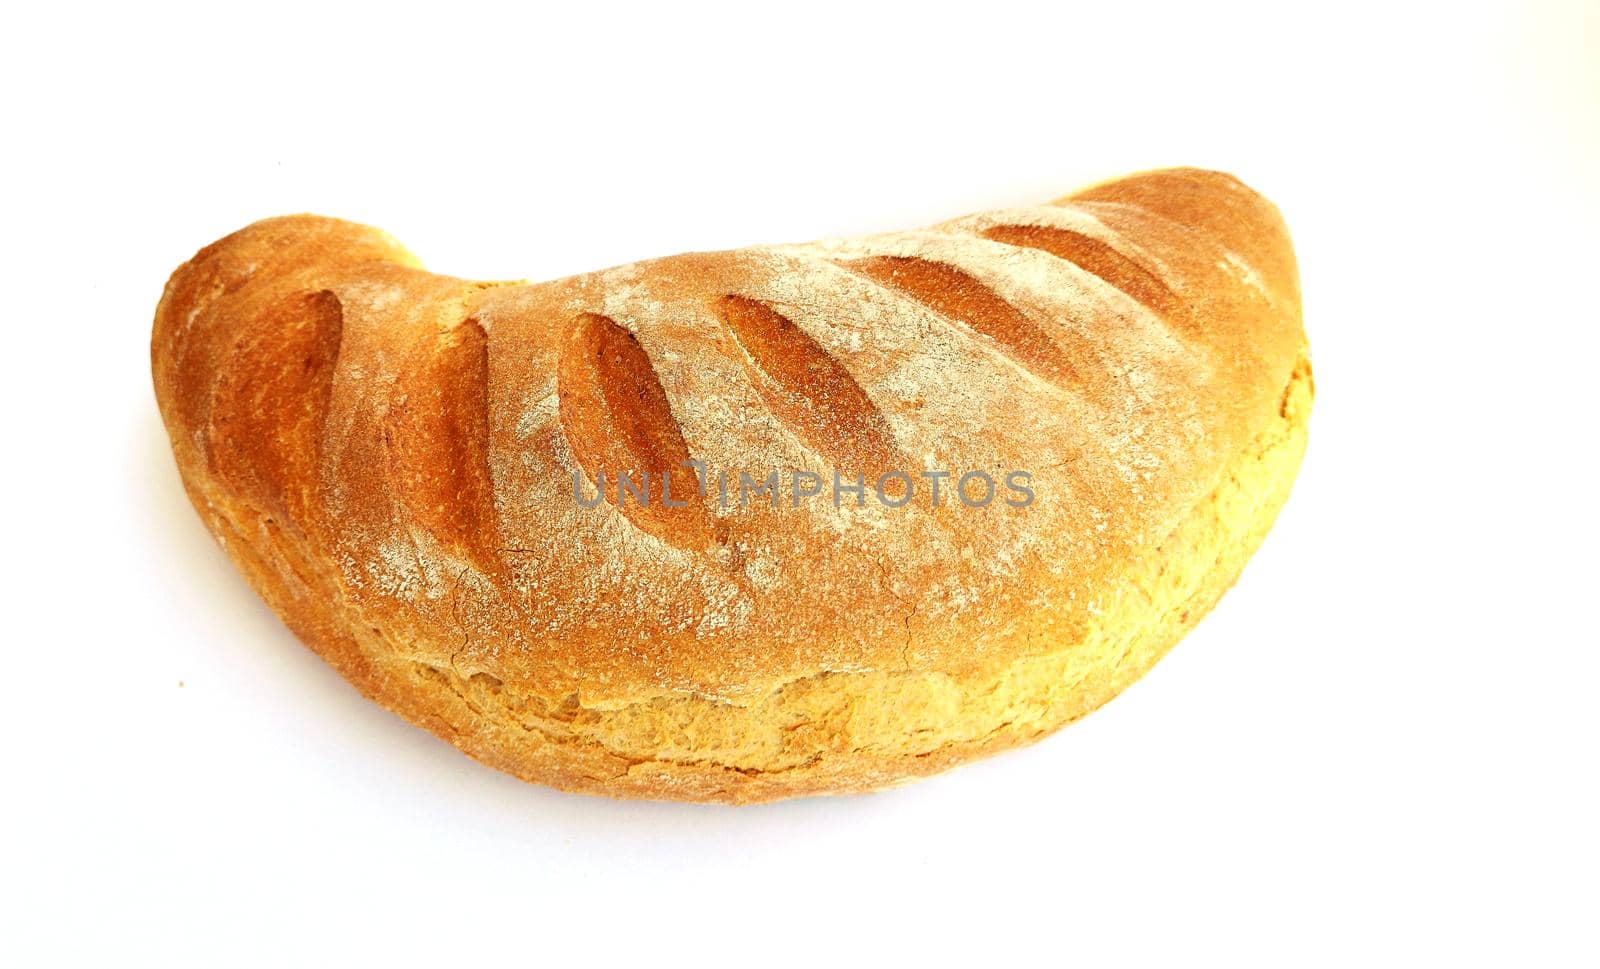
[{"x1": 152, "y1": 168, "x2": 1311, "y2": 802}]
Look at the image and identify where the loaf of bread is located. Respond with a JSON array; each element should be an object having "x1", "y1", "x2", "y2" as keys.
[{"x1": 152, "y1": 168, "x2": 1311, "y2": 803}]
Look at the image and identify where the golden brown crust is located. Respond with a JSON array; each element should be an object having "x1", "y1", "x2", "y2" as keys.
[{"x1": 152, "y1": 168, "x2": 1311, "y2": 802}]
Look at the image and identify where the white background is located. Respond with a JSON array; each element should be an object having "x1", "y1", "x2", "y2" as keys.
[{"x1": 3, "y1": 2, "x2": 1596, "y2": 965}]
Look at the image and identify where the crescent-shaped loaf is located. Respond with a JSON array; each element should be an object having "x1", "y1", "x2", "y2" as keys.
[{"x1": 152, "y1": 168, "x2": 1312, "y2": 803}]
